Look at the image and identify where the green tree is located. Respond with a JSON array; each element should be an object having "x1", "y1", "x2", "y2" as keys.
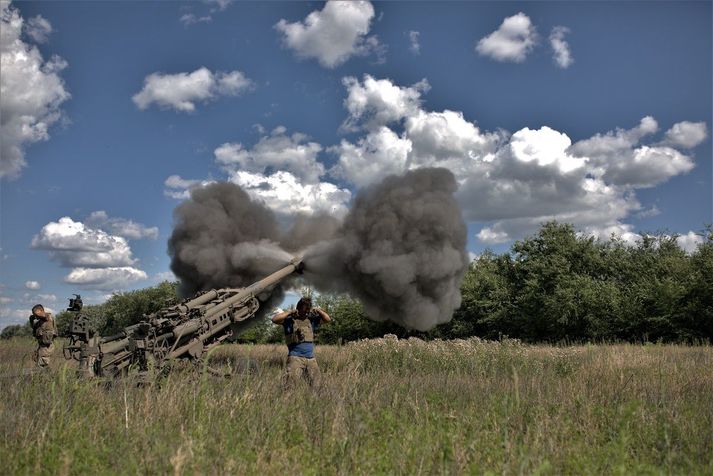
[{"x1": 0, "y1": 323, "x2": 32, "y2": 339}]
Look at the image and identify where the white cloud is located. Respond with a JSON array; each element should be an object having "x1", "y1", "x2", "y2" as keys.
[
  {"x1": 341, "y1": 75, "x2": 429, "y2": 131},
  {"x1": 35, "y1": 293, "x2": 57, "y2": 303},
  {"x1": 549, "y1": 26, "x2": 573, "y2": 69},
  {"x1": 154, "y1": 271, "x2": 177, "y2": 282},
  {"x1": 330, "y1": 126, "x2": 412, "y2": 188},
  {"x1": 676, "y1": 231, "x2": 704, "y2": 253},
  {"x1": 663, "y1": 121, "x2": 708, "y2": 149},
  {"x1": 31, "y1": 217, "x2": 137, "y2": 267},
  {"x1": 275, "y1": 1, "x2": 383, "y2": 68},
  {"x1": 582, "y1": 226, "x2": 703, "y2": 254},
  {"x1": 0, "y1": 1, "x2": 70, "y2": 179},
  {"x1": 568, "y1": 116, "x2": 658, "y2": 159},
  {"x1": 132, "y1": 67, "x2": 253, "y2": 112},
  {"x1": 86, "y1": 211, "x2": 159, "y2": 240},
  {"x1": 24, "y1": 280, "x2": 40, "y2": 290},
  {"x1": 580, "y1": 223, "x2": 643, "y2": 247},
  {"x1": 163, "y1": 175, "x2": 216, "y2": 199},
  {"x1": 408, "y1": 30, "x2": 420, "y2": 55},
  {"x1": 0, "y1": 307, "x2": 30, "y2": 329},
  {"x1": 509, "y1": 126, "x2": 583, "y2": 173},
  {"x1": 64, "y1": 267, "x2": 148, "y2": 290},
  {"x1": 476, "y1": 228, "x2": 510, "y2": 244},
  {"x1": 179, "y1": 14, "x2": 212, "y2": 26},
  {"x1": 180, "y1": 0, "x2": 234, "y2": 26},
  {"x1": 476, "y1": 12, "x2": 537, "y2": 63},
  {"x1": 330, "y1": 76, "x2": 705, "y2": 245},
  {"x1": 404, "y1": 109, "x2": 504, "y2": 173},
  {"x1": 215, "y1": 126, "x2": 325, "y2": 183},
  {"x1": 206, "y1": 0, "x2": 233, "y2": 12},
  {"x1": 568, "y1": 117, "x2": 695, "y2": 187},
  {"x1": 25, "y1": 15, "x2": 52, "y2": 43},
  {"x1": 227, "y1": 169, "x2": 351, "y2": 217}
]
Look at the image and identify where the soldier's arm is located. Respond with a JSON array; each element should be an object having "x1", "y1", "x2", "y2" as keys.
[
  {"x1": 272, "y1": 309, "x2": 294, "y2": 324},
  {"x1": 314, "y1": 308, "x2": 331, "y2": 323}
]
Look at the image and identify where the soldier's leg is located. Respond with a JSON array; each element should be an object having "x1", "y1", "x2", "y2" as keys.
[
  {"x1": 284, "y1": 356, "x2": 304, "y2": 388},
  {"x1": 36, "y1": 343, "x2": 54, "y2": 368},
  {"x1": 305, "y1": 358, "x2": 321, "y2": 388}
]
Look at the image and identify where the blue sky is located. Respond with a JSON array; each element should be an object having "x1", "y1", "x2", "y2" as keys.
[{"x1": 1, "y1": 1, "x2": 711, "y2": 329}]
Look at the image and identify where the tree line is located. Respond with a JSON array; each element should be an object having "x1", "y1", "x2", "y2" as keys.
[{"x1": 3, "y1": 222, "x2": 711, "y2": 343}]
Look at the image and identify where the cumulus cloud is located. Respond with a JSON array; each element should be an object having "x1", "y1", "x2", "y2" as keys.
[
  {"x1": 1, "y1": 1, "x2": 70, "y2": 179},
  {"x1": 549, "y1": 26, "x2": 573, "y2": 69},
  {"x1": 581, "y1": 226, "x2": 704, "y2": 254},
  {"x1": 275, "y1": 1, "x2": 383, "y2": 68},
  {"x1": 330, "y1": 75, "x2": 705, "y2": 245},
  {"x1": 31, "y1": 217, "x2": 137, "y2": 268},
  {"x1": 330, "y1": 126, "x2": 412, "y2": 187},
  {"x1": 86, "y1": 211, "x2": 159, "y2": 240},
  {"x1": 29, "y1": 215, "x2": 149, "y2": 292},
  {"x1": 663, "y1": 121, "x2": 708, "y2": 149},
  {"x1": 476, "y1": 228, "x2": 510, "y2": 244},
  {"x1": 568, "y1": 116, "x2": 695, "y2": 187},
  {"x1": 408, "y1": 30, "x2": 420, "y2": 55},
  {"x1": 64, "y1": 267, "x2": 147, "y2": 290},
  {"x1": 0, "y1": 307, "x2": 31, "y2": 328},
  {"x1": 676, "y1": 231, "x2": 704, "y2": 253},
  {"x1": 341, "y1": 75, "x2": 429, "y2": 131},
  {"x1": 154, "y1": 271, "x2": 177, "y2": 282},
  {"x1": 132, "y1": 67, "x2": 253, "y2": 112},
  {"x1": 215, "y1": 126, "x2": 325, "y2": 183},
  {"x1": 227, "y1": 169, "x2": 351, "y2": 217},
  {"x1": 163, "y1": 175, "x2": 216, "y2": 199},
  {"x1": 25, "y1": 15, "x2": 52, "y2": 43},
  {"x1": 476, "y1": 12, "x2": 537, "y2": 63},
  {"x1": 24, "y1": 280, "x2": 40, "y2": 290}
]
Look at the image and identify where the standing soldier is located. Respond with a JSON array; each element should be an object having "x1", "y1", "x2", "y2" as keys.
[
  {"x1": 272, "y1": 296, "x2": 331, "y2": 387},
  {"x1": 29, "y1": 304, "x2": 56, "y2": 368}
]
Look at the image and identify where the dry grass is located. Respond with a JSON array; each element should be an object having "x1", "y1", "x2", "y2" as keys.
[{"x1": 1, "y1": 337, "x2": 711, "y2": 475}]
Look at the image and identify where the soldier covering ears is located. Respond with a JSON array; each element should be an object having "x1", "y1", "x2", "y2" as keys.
[{"x1": 272, "y1": 296, "x2": 331, "y2": 387}]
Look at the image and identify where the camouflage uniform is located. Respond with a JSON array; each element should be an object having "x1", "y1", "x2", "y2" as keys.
[{"x1": 30, "y1": 309, "x2": 56, "y2": 368}]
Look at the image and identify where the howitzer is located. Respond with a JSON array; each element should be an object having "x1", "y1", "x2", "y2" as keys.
[{"x1": 63, "y1": 257, "x2": 303, "y2": 378}]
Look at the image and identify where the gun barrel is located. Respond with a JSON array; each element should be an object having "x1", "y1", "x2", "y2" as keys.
[{"x1": 203, "y1": 258, "x2": 302, "y2": 320}]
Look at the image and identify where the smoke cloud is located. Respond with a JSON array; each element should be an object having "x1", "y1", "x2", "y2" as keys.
[
  {"x1": 168, "y1": 168, "x2": 469, "y2": 331},
  {"x1": 303, "y1": 168, "x2": 469, "y2": 331},
  {"x1": 168, "y1": 183, "x2": 287, "y2": 296}
]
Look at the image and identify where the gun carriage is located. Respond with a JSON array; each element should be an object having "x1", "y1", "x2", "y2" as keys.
[{"x1": 63, "y1": 258, "x2": 303, "y2": 378}]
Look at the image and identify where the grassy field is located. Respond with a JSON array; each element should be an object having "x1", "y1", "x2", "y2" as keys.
[{"x1": 1, "y1": 337, "x2": 711, "y2": 475}]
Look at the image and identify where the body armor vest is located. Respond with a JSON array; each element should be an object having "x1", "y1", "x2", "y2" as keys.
[{"x1": 285, "y1": 315, "x2": 315, "y2": 346}]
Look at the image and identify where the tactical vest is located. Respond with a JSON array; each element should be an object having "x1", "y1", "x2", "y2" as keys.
[
  {"x1": 33, "y1": 318, "x2": 56, "y2": 346},
  {"x1": 285, "y1": 315, "x2": 315, "y2": 346}
]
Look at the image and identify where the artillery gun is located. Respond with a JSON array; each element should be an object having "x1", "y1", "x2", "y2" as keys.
[{"x1": 63, "y1": 258, "x2": 303, "y2": 378}]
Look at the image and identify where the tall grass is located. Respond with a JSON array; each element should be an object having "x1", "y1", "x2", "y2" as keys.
[{"x1": 1, "y1": 337, "x2": 711, "y2": 475}]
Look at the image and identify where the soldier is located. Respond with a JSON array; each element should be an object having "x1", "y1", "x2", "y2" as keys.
[
  {"x1": 272, "y1": 296, "x2": 331, "y2": 387},
  {"x1": 29, "y1": 304, "x2": 56, "y2": 368}
]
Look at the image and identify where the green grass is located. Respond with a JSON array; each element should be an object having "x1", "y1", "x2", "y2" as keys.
[{"x1": 1, "y1": 337, "x2": 711, "y2": 475}]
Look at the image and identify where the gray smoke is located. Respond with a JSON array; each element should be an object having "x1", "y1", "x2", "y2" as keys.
[
  {"x1": 168, "y1": 183, "x2": 290, "y2": 299},
  {"x1": 303, "y1": 168, "x2": 469, "y2": 331},
  {"x1": 169, "y1": 168, "x2": 468, "y2": 331}
]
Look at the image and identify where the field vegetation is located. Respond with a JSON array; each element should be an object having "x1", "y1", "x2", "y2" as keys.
[
  {"x1": 1, "y1": 338, "x2": 711, "y2": 475},
  {"x1": 5, "y1": 221, "x2": 710, "y2": 345}
]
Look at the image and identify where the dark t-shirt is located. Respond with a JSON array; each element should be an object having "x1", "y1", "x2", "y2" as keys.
[{"x1": 283, "y1": 312, "x2": 321, "y2": 358}]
